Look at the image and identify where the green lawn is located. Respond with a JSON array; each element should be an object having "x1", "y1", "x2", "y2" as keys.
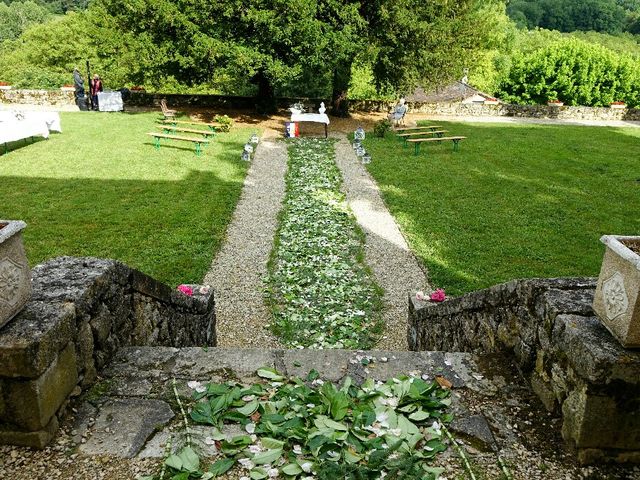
[
  {"x1": 0, "y1": 111, "x2": 253, "y2": 286},
  {"x1": 362, "y1": 121, "x2": 640, "y2": 295}
]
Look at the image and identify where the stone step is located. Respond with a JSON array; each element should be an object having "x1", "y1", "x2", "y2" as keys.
[
  {"x1": 3, "y1": 346, "x2": 636, "y2": 479},
  {"x1": 73, "y1": 347, "x2": 507, "y2": 460}
]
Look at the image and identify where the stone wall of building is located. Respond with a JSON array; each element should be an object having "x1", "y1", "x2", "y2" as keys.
[
  {"x1": 408, "y1": 278, "x2": 640, "y2": 464},
  {"x1": 2, "y1": 89, "x2": 639, "y2": 122},
  {"x1": 0, "y1": 256, "x2": 215, "y2": 448}
]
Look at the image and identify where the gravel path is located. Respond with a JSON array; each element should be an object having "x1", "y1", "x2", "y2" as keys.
[
  {"x1": 203, "y1": 137, "x2": 286, "y2": 349},
  {"x1": 334, "y1": 136, "x2": 429, "y2": 351}
]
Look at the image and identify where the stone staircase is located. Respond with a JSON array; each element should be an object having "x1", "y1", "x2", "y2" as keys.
[{"x1": 58, "y1": 347, "x2": 558, "y2": 478}]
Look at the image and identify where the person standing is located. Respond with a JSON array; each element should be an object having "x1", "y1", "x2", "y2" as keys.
[{"x1": 90, "y1": 74, "x2": 103, "y2": 111}]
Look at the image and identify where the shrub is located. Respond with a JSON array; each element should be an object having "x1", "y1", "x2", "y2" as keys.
[{"x1": 373, "y1": 118, "x2": 391, "y2": 138}]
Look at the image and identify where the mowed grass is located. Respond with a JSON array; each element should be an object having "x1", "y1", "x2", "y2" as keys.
[
  {"x1": 362, "y1": 121, "x2": 640, "y2": 295},
  {"x1": 0, "y1": 111, "x2": 253, "y2": 286}
]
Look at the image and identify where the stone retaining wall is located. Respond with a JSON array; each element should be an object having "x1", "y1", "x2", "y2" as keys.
[
  {"x1": 0, "y1": 256, "x2": 215, "y2": 448},
  {"x1": 0, "y1": 89, "x2": 75, "y2": 107},
  {"x1": 2, "y1": 89, "x2": 639, "y2": 122},
  {"x1": 408, "y1": 278, "x2": 640, "y2": 464}
]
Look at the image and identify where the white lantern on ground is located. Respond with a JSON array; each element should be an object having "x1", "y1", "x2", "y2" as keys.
[
  {"x1": 354, "y1": 127, "x2": 365, "y2": 141},
  {"x1": 242, "y1": 150, "x2": 251, "y2": 161},
  {"x1": 352, "y1": 139, "x2": 361, "y2": 149},
  {"x1": 356, "y1": 146, "x2": 365, "y2": 157},
  {"x1": 362, "y1": 153, "x2": 372, "y2": 164},
  {"x1": 250, "y1": 133, "x2": 259, "y2": 144},
  {"x1": 244, "y1": 143, "x2": 254, "y2": 154}
]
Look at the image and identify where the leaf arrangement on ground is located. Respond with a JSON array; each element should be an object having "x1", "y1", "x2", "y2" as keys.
[
  {"x1": 266, "y1": 138, "x2": 382, "y2": 349},
  {"x1": 152, "y1": 368, "x2": 452, "y2": 480}
]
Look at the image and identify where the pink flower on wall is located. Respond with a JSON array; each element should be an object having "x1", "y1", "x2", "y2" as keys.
[
  {"x1": 177, "y1": 284, "x2": 193, "y2": 296},
  {"x1": 430, "y1": 289, "x2": 446, "y2": 302}
]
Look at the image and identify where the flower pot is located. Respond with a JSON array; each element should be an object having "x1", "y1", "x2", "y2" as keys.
[
  {"x1": 0, "y1": 221, "x2": 31, "y2": 329},
  {"x1": 593, "y1": 235, "x2": 640, "y2": 348}
]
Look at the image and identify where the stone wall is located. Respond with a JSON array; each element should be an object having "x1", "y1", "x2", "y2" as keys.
[
  {"x1": 3, "y1": 89, "x2": 639, "y2": 122},
  {"x1": 0, "y1": 256, "x2": 216, "y2": 448},
  {"x1": 408, "y1": 278, "x2": 640, "y2": 464},
  {"x1": 0, "y1": 89, "x2": 75, "y2": 107}
]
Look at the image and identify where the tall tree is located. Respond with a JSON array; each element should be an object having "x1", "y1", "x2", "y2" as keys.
[{"x1": 0, "y1": 0, "x2": 51, "y2": 43}]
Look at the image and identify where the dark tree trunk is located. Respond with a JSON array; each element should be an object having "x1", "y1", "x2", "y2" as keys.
[
  {"x1": 331, "y1": 60, "x2": 353, "y2": 117},
  {"x1": 254, "y1": 70, "x2": 277, "y2": 115}
]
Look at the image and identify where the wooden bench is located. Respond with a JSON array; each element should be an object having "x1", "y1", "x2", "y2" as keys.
[
  {"x1": 158, "y1": 125, "x2": 214, "y2": 138},
  {"x1": 398, "y1": 130, "x2": 448, "y2": 147},
  {"x1": 406, "y1": 136, "x2": 467, "y2": 155},
  {"x1": 147, "y1": 132, "x2": 210, "y2": 156},
  {"x1": 161, "y1": 119, "x2": 221, "y2": 131},
  {"x1": 394, "y1": 125, "x2": 442, "y2": 133}
]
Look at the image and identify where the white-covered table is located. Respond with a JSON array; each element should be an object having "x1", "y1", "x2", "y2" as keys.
[
  {"x1": 0, "y1": 111, "x2": 62, "y2": 153},
  {"x1": 97, "y1": 91, "x2": 123, "y2": 112},
  {"x1": 290, "y1": 112, "x2": 330, "y2": 137}
]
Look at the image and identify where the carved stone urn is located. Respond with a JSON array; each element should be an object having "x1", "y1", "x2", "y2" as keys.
[
  {"x1": 0, "y1": 220, "x2": 31, "y2": 329},
  {"x1": 593, "y1": 235, "x2": 640, "y2": 348}
]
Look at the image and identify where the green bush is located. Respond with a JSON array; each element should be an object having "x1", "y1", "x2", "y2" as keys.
[
  {"x1": 497, "y1": 37, "x2": 640, "y2": 107},
  {"x1": 373, "y1": 118, "x2": 391, "y2": 138}
]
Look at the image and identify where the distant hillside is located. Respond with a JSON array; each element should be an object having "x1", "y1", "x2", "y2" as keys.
[
  {"x1": 1, "y1": 0, "x2": 87, "y2": 14},
  {"x1": 507, "y1": 0, "x2": 640, "y2": 34}
]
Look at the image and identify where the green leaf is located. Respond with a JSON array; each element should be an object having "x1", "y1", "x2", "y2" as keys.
[
  {"x1": 306, "y1": 369, "x2": 320, "y2": 381},
  {"x1": 250, "y1": 467, "x2": 268, "y2": 479},
  {"x1": 343, "y1": 448, "x2": 362, "y2": 464},
  {"x1": 177, "y1": 446, "x2": 199, "y2": 472},
  {"x1": 209, "y1": 458, "x2": 235, "y2": 477},
  {"x1": 257, "y1": 367, "x2": 285, "y2": 381},
  {"x1": 330, "y1": 391, "x2": 349, "y2": 421},
  {"x1": 261, "y1": 437, "x2": 285, "y2": 449},
  {"x1": 164, "y1": 454, "x2": 182, "y2": 471},
  {"x1": 237, "y1": 399, "x2": 259, "y2": 416},
  {"x1": 281, "y1": 463, "x2": 303, "y2": 475},
  {"x1": 408, "y1": 410, "x2": 430, "y2": 422},
  {"x1": 171, "y1": 473, "x2": 190, "y2": 480},
  {"x1": 253, "y1": 448, "x2": 283, "y2": 465},
  {"x1": 324, "y1": 418, "x2": 348, "y2": 431}
]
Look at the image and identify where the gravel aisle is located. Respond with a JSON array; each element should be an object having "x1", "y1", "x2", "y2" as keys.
[
  {"x1": 203, "y1": 138, "x2": 286, "y2": 348},
  {"x1": 334, "y1": 136, "x2": 428, "y2": 351}
]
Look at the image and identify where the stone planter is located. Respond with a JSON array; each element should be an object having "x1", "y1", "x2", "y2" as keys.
[
  {"x1": 0, "y1": 220, "x2": 31, "y2": 329},
  {"x1": 610, "y1": 103, "x2": 626, "y2": 109},
  {"x1": 593, "y1": 235, "x2": 640, "y2": 348},
  {"x1": 548, "y1": 101, "x2": 564, "y2": 107}
]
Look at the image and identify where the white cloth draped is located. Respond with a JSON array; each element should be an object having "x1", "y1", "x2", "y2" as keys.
[
  {"x1": 290, "y1": 113, "x2": 330, "y2": 125},
  {"x1": 0, "y1": 111, "x2": 61, "y2": 144}
]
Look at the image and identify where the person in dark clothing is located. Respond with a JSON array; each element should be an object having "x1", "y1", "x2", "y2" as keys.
[
  {"x1": 90, "y1": 74, "x2": 103, "y2": 111},
  {"x1": 73, "y1": 67, "x2": 84, "y2": 99}
]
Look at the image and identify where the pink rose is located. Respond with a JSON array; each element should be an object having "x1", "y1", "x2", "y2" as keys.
[
  {"x1": 430, "y1": 288, "x2": 446, "y2": 302},
  {"x1": 415, "y1": 291, "x2": 426, "y2": 301},
  {"x1": 177, "y1": 284, "x2": 193, "y2": 296}
]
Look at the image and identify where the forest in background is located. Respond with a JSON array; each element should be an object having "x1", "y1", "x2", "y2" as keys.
[{"x1": 1, "y1": 0, "x2": 640, "y2": 110}]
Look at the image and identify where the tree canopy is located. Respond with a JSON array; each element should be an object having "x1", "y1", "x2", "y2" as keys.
[{"x1": 507, "y1": 0, "x2": 632, "y2": 34}]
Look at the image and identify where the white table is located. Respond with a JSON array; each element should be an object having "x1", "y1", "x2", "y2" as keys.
[
  {"x1": 98, "y1": 91, "x2": 123, "y2": 112},
  {"x1": 290, "y1": 113, "x2": 330, "y2": 137},
  {"x1": 0, "y1": 111, "x2": 61, "y2": 153}
]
